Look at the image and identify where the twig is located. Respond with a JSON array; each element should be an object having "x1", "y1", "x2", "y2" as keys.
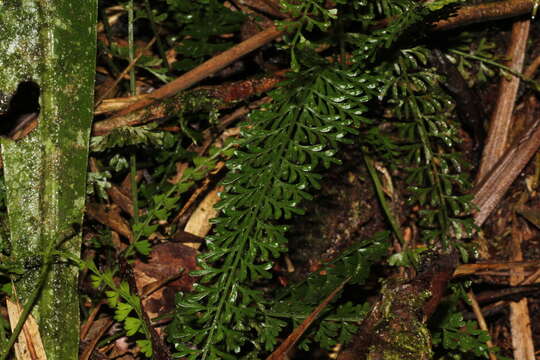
[
  {"x1": 473, "y1": 115, "x2": 540, "y2": 226},
  {"x1": 476, "y1": 19, "x2": 530, "y2": 183},
  {"x1": 266, "y1": 277, "x2": 350, "y2": 360},
  {"x1": 80, "y1": 300, "x2": 107, "y2": 340},
  {"x1": 141, "y1": 270, "x2": 185, "y2": 299},
  {"x1": 435, "y1": 0, "x2": 536, "y2": 31},
  {"x1": 110, "y1": 25, "x2": 284, "y2": 118},
  {"x1": 467, "y1": 291, "x2": 497, "y2": 360},
  {"x1": 520, "y1": 267, "x2": 540, "y2": 284},
  {"x1": 92, "y1": 74, "x2": 283, "y2": 135},
  {"x1": 524, "y1": 54, "x2": 540, "y2": 79},
  {"x1": 508, "y1": 215, "x2": 536, "y2": 359},
  {"x1": 80, "y1": 317, "x2": 114, "y2": 360},
  {"x1": 454, "y1": 261, "x2": 540, "y2": 277}
]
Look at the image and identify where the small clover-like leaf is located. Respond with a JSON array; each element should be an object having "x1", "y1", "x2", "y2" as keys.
[
  {"x1": 124, "y1": 316, "x2": 142, "y2": 336},
  {"x1": 114, "y1": 302, "x2": 133, "y2": 321}
]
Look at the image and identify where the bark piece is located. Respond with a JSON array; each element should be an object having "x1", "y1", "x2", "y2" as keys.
[
  {"x1": 6, "y1": 297, "x2": 47, "y2": 360},
  {"x1": 183, "y1": 186, "x2": 223, "y2": 249},
  {"x1": 473, "y1": 116, "x2": 540, "y2": 226},
  {"x1": 476, "y1": 19, "x2": 530, "y2": 182},
  {"x1": 133, "y1": 243, "x2": 198, "y2": 321},
  {"x1": 509, "y1": 218, "x2": 535, "y2": 359}
]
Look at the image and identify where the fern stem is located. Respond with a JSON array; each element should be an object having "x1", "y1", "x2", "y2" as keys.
[
  {"x1": 125, "y1": 142, "x2": 234, "y2": 256},
  {"x1": 364, "y1": 154, "x2": 404, "y2": 244},
  {"x1": 143, "y1": 0, "x2": 170, "y2": 71},
  {"x1": 450, "y1": 48, "x2": 540, "y2": 91},
  {"x1": 130, "y1": 154, "x2": 139, "y2": 225},
  {"x1": 409, "y1": 90, "x2": 451, "y2": 243},
  {"x1": 127, "y1": 0, "x2": 136, "y2": 96},
  {"x1": 201, "y1": 105, "x2": 300, "y2": 357}
]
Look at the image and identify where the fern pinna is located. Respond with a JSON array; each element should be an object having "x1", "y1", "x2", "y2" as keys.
[{"x1": 168, "y1": 0, "x2": 465, "y2": 358}]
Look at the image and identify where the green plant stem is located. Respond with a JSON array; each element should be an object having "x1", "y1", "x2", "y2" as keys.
[
  {"x1": 450, "y1": 48, "x2": 540, "y2": 91},
  {"x1": 96, "y1": 330, "x2": 126, "y2": 349},
  {"x1": 265, "y1": 311, "x2": 364, "y2": 323},
  {"x1": 128, "y1": 0, "x2": 136, "y2": 95},
  {"x1": 0, "y1": 238, "x2": 59, "y2": 360},
  {"x1": 364, "y1": 154, "x2": 404, "y2": 244},
  {"x1": 130, "y1": 154, "x2": 139, "y2": 225},
  {"x1": 143, "y1": 0, "x2": 170, "y2": 70},
  {"x1": 124, "y1": 142, "x2": 235, "y2": 257},
  {"x1": 201, "y1": 106, "x2": 299, "y2": 359}
]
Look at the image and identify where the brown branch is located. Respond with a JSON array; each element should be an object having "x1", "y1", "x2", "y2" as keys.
[
  {"x1": 476, "y1": 19, "x2": 530, "y2": 182},
  {"x1": 454, "y1": 261, "x2": 540, "y2": 276},
  {"x1": 108, "y1": 25, "x2": 283, "y2": 118},
  {"x1": 473, "y1": 101, "x2": 540, "y2": 226},
  {"x1": 267, "y1": 278, "x2": 350, "y2": 360},
  {"x1": 92, "y1": 74, "x2": 283, "y2": 135},
  {"x1": 509, "y1": 215, "x2": 536, "y2": 359},
  {"x1": 434, "y1": 0, "x2": 535, "y2": 31},
  {"x1": 467, "y1": 291, "x2": 498, "y2": 360},
  {"x1": 91, "y1": 1, "x2": 539, "y2": 135}
]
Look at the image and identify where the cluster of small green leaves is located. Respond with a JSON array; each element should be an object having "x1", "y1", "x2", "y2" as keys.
[
  {"x1": 432, "y1": 284, "x2": 511, "y2": 360},
  {"x1": 85, "y1": 259, "x2": 153, "y2": 357},
  {"x1": 128, "y1": 143, "x2": 235, "y2": 257},
  {"x1": 277, "y1": 0, "x2": 345, "y2": 71},
  {"x1": 433, "y1": 313, "x2": 497, "y2": 359},
  {"x1": 373, "y1": 45, "x2": 475, "y2": 247},
  {"x1": 161, "y1": 0, "x2": 245, "y2": 71},
  {"x1": 446, "y1": 34, "x2": 501, "y2": 87},
  {"x1": 166, "y1": 0, "x2": 453, "y2": 357},
  {"x1": 168, "y1": 63, "x2": 374, "y2": 360},
  {"x1": 90, "y1": 123, "x2": 176, "y2": 153},
  {"x1": 85, "y1": 90, "x2": 232, "y2": 353},
  {"x1": 266, "y1": 232, "x2": 389, "y2": 352}
]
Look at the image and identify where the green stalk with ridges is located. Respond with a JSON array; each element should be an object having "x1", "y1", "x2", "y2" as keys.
[{"x1": 0, "y1": 1, "x2": 97, "y2": 358}]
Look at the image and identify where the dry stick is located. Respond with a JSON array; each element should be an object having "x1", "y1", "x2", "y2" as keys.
[
  {"x1": 472, "y1": 116, "x2": 540, "y2": 226},
  {"x1": 476, "y1": 19, "x2": 530, "y2": 183},
  {"x1": 266, "y1": 277, "x2": 350, "y2": 360},
  {"x1": 89, "y1": 157, "x2": 136, "y2": 216},
  {"x1": 141, "y1": 270, "x2": 185, "y2": 299},
  {"x1": 80, "y1": 318, "x2": 114, "y2": 360},
  {"x1": 509, "y1": 215, "x2": 536, "y2": 359},
  {"x1": 467, "y1": 291, "x2": 498, "y2": 360},
  {"x1": 231, "y1": 0, "x2": 287, "y2": 18},
  {"x1": 520, "y1": 267, "x2": 540, "y2": 284},
  {"x1": 93, "y1": 25, "x2": 284, "y2": 133},
  {"x1": 471, "y1": 33, "x2": 540, "y2": 355},
  {"x1": 80, "y1": 300, "x2": 106, "y2": 340},
  {"x1": 434, "y1": 0, "x2": 535, "y2": 31},
  {"x1": 524, "y1": 54, "x2": 540, "y2": 79},
  {"x1": 92, "y1": 73, "x2": 283, "y2": 135},
  {"x1": 94, "y1": 94, "x2": 147, "y2": 115},
  {"x1": 454, "y1": 261, "x2": 540, "y2": 277}
]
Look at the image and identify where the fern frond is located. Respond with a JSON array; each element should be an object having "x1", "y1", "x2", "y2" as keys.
[
  {"x1": 168, "y1": 0, "x2": 465, "y2": 357},
  {"x1": 169, "y1": 63, "x2": 374, "y2": 359}
]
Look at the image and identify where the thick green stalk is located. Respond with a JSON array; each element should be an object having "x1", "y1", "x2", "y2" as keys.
[{"x1": 0, "y1": 1, "x2": 97, "y2": 359}]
